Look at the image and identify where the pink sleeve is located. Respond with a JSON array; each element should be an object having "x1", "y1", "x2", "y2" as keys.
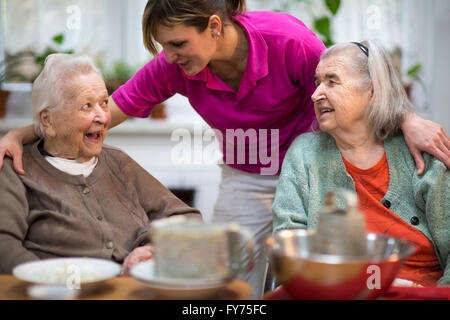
[
  {"x1": 111, "y1": 53, "x2": 184, "y2": 118},
  {"x1": 286, "y1": 30, "x2": 326, "y2": 100}
]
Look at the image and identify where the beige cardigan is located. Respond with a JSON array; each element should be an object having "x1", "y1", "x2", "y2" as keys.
[{"x1": 0, "y1": 141, "x2": 200, "y2": 274}]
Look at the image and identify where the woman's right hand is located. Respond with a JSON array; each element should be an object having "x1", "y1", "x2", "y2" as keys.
[{"x1": 0, "y1": 129, "x2": 28, "y2": 175}]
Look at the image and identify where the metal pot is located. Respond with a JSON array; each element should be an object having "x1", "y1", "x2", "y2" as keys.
[{"x1": 265, "y1": 229, "x2": 415, "y2": 300}]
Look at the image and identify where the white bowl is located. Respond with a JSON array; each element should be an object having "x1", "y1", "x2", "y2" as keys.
[
  {"x1": 130, "y1": 261, "x2": 229, "y2": 299},
  {"x1": 13, "y1": 257, "x2": 121, "y2": 291}
]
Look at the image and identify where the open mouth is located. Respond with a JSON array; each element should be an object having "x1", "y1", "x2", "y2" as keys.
[
  {"x1": 320, "y1": 108, "x2": 334, "y2": 114},
  {"x1": 317, "y1": 107, "x2": 335, "y2": 116},
  {"x1": 179, "y1": 61, "x2": 189, "y2": 68},
  {"x1": 85, "y1": 131, "x2": 102, "y2": 143}
]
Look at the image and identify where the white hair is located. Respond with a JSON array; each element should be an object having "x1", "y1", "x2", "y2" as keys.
[
  {"x1": 320, "y1": 40, "x2": 413, "y2": 142},
  {"x1": 31, "y1": 54, "x2": 103, "y2": 138}
]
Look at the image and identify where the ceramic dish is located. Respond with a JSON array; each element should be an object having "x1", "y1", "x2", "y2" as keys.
[
  {"x1": 130, "y1": 260, "x2": 229, "y2": 299},
  {"x1": 13, "y1": 257, "x2": 121, "y2": 291}
]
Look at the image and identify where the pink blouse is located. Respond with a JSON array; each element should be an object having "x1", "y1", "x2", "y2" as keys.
[{"x1": 112, "y1": 11, "x2": 326, "y2": 175}]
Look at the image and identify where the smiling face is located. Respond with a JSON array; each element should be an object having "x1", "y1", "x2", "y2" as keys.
[
  {"x1": 154, "y1": 23, "x2": 218, "y2": 76},
  {"x1": 42, "y1": 72, "x2": 111, "y2": 162},
  {"x1": 311, "y1": 54, "x2": 373, "y2": 137}
]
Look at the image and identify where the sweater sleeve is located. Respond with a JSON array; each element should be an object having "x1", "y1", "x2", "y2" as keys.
[
  {"x1": 121, "y1": 156, "x2": 201, "y2": 247},
  {"x1": 285, "y1": 29, "x2": 325, "y2": 100},
  {"x1": 0, "y1": 160, "x2": 40, "y2": 274},
  {"x1": 272, "y1": 139, "x2": 309, "y2": 232},
  {"x1": 413, "y1": 154, "x2": 450, "y2": 286}
]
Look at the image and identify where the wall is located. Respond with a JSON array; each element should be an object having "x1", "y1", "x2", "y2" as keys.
[{"x1": 431, "y1": 0, "x2": 450, "y2": 132}]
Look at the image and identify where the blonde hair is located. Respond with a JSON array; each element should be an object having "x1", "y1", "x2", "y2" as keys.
[
  {"x1": 321, "y1": 40, "x2": 413, "y2": 142},
  {"x1": 142, "y1": 0, "x2": 246, "y2": 56},
  {"x1": 31, "y1": 54, "x2": 102, "y2": 138}
]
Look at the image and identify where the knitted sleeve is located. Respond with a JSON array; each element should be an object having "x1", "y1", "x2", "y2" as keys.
[{"x1": 413, "y1": 153, "x2": 450, "y2": 286}]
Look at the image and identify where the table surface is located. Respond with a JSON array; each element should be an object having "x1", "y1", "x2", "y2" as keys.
[
  {"x1": 264, "y1": 284, "x2": 450, "y2": 300},
  {"x1": 0, "y1": 275, "x2": 252, "y2": 300}
]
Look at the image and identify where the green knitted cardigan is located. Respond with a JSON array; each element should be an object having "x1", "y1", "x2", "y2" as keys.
[{"x1": 273, "y1": 131, "x2": 450, "y2": 286}]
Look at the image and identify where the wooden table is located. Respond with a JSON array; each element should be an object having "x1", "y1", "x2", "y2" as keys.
[
  {"x1": 264, "y1": 284, "x2": 450, "y2": 300},
  {"x1": 0, "y1": 275, "x2": 252, "y2": 300}
]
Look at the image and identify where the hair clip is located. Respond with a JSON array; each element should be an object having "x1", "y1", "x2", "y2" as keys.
[{"x1": 352, "y1": 42, "x2": 369, "y2": 57}]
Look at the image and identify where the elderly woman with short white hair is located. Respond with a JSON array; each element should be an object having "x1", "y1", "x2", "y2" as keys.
[
  {"x1": 273, "y1": 40, "x2": 449, "y2": 287},
  {"x1": 0, "y1": 54, "x2": 200, "y2": 274}
]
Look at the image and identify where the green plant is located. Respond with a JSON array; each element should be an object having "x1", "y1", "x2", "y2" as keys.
[
  {"x1": 98, "y1": 60, "x2": 139, "y2": 95},
  {"x1": 405, "y1": 62, "x2": 427, "y2": 101},
  {"x1": 406, "y1": 63, "x2": 423, "y2": 84},
  {"x1": 34, "y1": 33, "x2": 74, "y2": 71},
  {"x1": 104, "y1": 61, "x2": 136, "y2": 84},
  {"x1": 274, "y1": 0, "x2": 341, "y2": 47}
]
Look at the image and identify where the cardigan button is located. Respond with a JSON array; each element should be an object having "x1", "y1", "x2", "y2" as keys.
[
  {"x1": 381, "y1": 199, "x2": 391, "y2": 209},
  {"x1": 106, "y1": 241, "x2": 114, "y2": 249},
  {"x1": 82, "y1": 187, "x2": 90, "y2": 195},
  {"x1": 410, "y1": 216, "x2": 420, "y2": 226}
]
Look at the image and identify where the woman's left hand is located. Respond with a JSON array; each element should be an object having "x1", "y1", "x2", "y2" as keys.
[
  {"x1": 120, "y1": 244, "x2": 154, "y2": 276},
  {"x1": 402, "y1": 113, "x2": 450, "y2": 174}
]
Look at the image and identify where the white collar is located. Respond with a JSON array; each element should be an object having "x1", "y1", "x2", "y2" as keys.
[{"x1": 44, "y1": 156, "x2": 98, "y2": 177}]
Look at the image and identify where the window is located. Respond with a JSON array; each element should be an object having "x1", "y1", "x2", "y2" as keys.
[
  {"x1": 0, "y1": 0, "x2": 150, "y2": 84},
  {"x1": 247, "y1": 0, "x2": 433, "y2": 113}
]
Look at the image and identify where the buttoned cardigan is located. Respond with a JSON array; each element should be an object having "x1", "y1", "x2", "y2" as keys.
[
  {"x1": 0, "y1": 141, "x2": 200, "y2": 274},
  {"x1": 273, "y1": 132, "x2": 450, "y2": 285}
]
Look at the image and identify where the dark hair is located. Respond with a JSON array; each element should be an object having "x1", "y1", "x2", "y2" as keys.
[{"x1": 142, "y1": 0, "x2": 246, "y2": 55}]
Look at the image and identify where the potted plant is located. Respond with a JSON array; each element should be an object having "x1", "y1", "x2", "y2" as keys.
[
  {"x1": 102, "y1": 60, "x2": 135, "y2": 96},
  {"x1": 390, "y1": 47, "x2": 425, "y2": 100},
  {"x1": 403, "y1": 63, "x2": 424, "y2": 98},
  {"x1": 0, "y1": 52, "x2": 30, "y2": 118},
  {"x1": 101, "y1": 60, "x2": 167, "y2": 120}
]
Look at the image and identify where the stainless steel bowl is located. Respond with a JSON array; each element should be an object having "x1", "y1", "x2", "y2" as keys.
[{"x1": 265, "y1": 229, "x2": 415, "y2": 300}]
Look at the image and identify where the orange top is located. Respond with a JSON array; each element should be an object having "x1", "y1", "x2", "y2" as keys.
[{"x1": 343, "y1": 153, "x2": 443, "y2": 287}]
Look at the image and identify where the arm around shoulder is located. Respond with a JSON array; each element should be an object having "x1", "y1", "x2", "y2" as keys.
[
  {"x1": 108, "y1": 96, "x2": 129, "y2": 129},
  {"x1": 0, "y1": 124, "x2": 38, "y2": 175}
]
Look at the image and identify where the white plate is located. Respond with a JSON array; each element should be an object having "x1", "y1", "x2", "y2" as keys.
[
  {"x1": 130, "y1": 261, "x2": 229, "y2": 299},
  {"x1": 13, "y1": 257, "x2": 121, "y2": 288}
]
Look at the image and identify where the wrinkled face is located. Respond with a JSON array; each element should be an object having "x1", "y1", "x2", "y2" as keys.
[
  {"x1": 46, "y1": 72, "x2": 111, "y2": 162},
  {"x1": 311, "y1": 54, "x2": 372, "y2": 136},
  {"x1": 154, "y1": 23, "x2": 217, "y2": 76}
]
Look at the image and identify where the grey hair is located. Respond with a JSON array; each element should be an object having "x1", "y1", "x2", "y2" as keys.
[
  {"x1": 320, "y1": 40, "x2": 413, "y2": 142},
  {"x1": 31, "y1": 54, "x2": 103, "y2": 138}
]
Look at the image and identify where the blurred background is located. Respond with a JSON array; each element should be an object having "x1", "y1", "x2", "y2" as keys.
[{"x1": 0, "y1": 0, "x2": 449, "y2": 220}]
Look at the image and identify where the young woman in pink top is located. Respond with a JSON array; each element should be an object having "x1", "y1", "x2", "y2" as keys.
[{"x1": 0, "y1": 0, "x2": 449, "y2": 298}]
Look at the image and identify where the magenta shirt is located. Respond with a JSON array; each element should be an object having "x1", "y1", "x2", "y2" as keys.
[{"x1": 112, "y1": 11, "x2": 326, "y2": 175}]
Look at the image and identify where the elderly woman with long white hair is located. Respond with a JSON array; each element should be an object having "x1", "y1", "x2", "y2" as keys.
[
  {"x1": 0, "y1": 54, "x2": 200, "y2": 274},
  {"x1": 273, "y1": 40, "x2": 449, "y2": 287}
]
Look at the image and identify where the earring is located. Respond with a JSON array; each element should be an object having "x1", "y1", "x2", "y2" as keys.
[{"x1": 215, "y1": 32, "x2": 221, "y2": 39}]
